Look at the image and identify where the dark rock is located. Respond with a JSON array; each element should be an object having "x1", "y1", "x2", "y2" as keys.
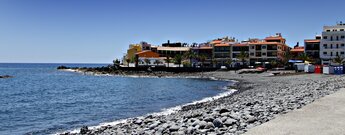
[
  {"x1": 0, "y1": 75, "x2": 13, "y2": 79},
  {"x1": 80, "y1": 126, "x2": 89, "y2": 134},
  {"x1": 213, "y1": 118, "x2": 223, "y2": 128},
  {"x1": 169, "y1": 125, "x2": 180, "y2": 132},
  {"x1": 219, "y1": 108, "x2": 230, "y2": 114}
]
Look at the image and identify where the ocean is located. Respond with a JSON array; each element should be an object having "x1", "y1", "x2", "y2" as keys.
[{"x1": 0, "y1": 63, "x2": 231, "y2": 135}]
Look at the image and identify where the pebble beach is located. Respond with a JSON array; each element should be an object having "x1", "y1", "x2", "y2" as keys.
[{"x1": 61, "y1": 71, "x2": 345, "y2": 135}]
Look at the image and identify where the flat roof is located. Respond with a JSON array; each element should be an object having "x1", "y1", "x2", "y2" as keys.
[{"x1": 157, "y1": 47, "x2": 190, "y2": 51}]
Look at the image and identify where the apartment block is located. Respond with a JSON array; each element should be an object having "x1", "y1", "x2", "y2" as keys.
[
  {"x1": 320, "y1": 22, "x2": 345, "y2": 65},
  {"x1": 248, "y1": 33, "x2": 290, "y2": 66}
]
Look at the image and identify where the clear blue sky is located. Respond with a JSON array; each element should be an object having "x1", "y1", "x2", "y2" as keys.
[{"x1": 0, "y1": 0, "x2": 344, "y2": 63}]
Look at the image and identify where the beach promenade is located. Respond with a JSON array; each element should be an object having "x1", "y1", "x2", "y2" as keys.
[{"x1": 245, "y1": 88, "x2": 345, "y2": 135}]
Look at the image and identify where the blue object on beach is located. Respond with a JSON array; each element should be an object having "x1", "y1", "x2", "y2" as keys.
[{"x1": 288, "y1": 60, "x2": 303, "y2": 63}]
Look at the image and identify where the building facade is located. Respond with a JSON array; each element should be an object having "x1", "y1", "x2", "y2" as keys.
[
  {"x1": 304, "y1": 35, "x2": 321, "y2": 64},
  {"x1": 248, "y1": 33, "x2": 290, "y2": 66},
  {"x1": 320, "y1": 22, "x2": 345, "y2": 65}
]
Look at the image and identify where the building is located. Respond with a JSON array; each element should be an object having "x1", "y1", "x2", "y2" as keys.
[
  {"x1": 304, "y1": 35, "x2": 321, "y2": 64},
  {"x1": 232, "y1": 42, "x2": 250, "y2": 66},
  {"x1": 290, "y1": 43, "x2": 305, "y2": 58},
  {"x1": 211, "y1": 37, "x2": 236, "y2": 67},
  {"x1": 248, "y1": 33, "x2": 290, "y2": 66},
  {"x1": 320, "y1": 22, "x2": 345, "y2": 65},
  {"x1": 124, "y1": 44, "x2": 143, "y2": 65},
  {"x1": 135, "y1": 51, "x2": 165, "y2": 66},
  {"x1": 191, "y1": 43, "x2": 213, "y2": 67}
]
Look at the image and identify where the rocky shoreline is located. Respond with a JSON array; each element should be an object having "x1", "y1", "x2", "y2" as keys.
[{"x1": 60, "y1": 71, "x2": 345, "y2": 135}]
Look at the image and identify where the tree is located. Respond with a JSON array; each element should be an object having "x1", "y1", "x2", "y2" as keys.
[
  {"x1": 333, "y1": 55, "x2": 344, "y2": 65},
  {"x1": 174, "y1": 54, "x2": 183, "y2": 67},
  {"x1": 125, "y1": 58, "x2": 131, "y2": 67},
  {"x1": 183, "y1": 51, "x2": 196, "y2": 66},
  {"x1": 212, "y1": 59, "x2": 218, "y2": 68},
  {"x1": 144, "y1": 58, "x2": 150, "y2": 66},
  {"x1": 236, "y1": 50, "x2": 248, "y2": 67},
  {"x1": 165, "y1": 56, "x2": 171, "y2": 68},
  {"x1": 198, "y1": 54, "x2": 207, "y2": 68},
  {"x1": 225, "y1": 58, "x2": 233, "y2": 68},
  {"x1": 270, "y1": 60, "x2": 278, "y2": 68},
  {"x1": 280, "y1": 52, "x2": 292, "y2": 66},
  {"x1": 297, "y1": 53, "x2": 312, "y2": 62}
]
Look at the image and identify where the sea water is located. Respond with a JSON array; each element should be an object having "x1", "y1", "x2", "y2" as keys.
[{"x1": 0, "y1": 63, "x2": 231, "y2": 135}]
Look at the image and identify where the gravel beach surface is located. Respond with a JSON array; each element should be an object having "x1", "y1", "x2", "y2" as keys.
[{"x1": 60, "y1": 71, "x2": 345, "y2": 135}]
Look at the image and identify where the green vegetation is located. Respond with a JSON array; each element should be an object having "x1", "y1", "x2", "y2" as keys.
[{"x1": 174, "y1": 54, "x2": 183, "y2": 67}]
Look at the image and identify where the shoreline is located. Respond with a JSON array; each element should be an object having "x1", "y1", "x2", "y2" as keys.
[
  {"x1": 57, "y1": 69, "x2": 241, "y2": 135},
  {"x1": 59, "y1": 70, "x2": 345, "y2": 135}
]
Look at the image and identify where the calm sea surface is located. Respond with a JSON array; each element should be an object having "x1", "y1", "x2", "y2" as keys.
[{"x1": 0, "y1": 63, "x2": 229, "y2": 135}]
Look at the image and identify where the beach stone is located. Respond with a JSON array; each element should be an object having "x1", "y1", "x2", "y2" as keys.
[
  {"x1": 204, "y1": 116, "x2": 214, "y2": 122},
  {"x1": 205, "y1": 122, "x2": 215, "y2": 129},
  {"x1": 198, "y1": 121, "x2": 207, "y2": 129},
  {"x1": 149, "y1": 121, "x2": 160, "y2": 129},
  {"x1": 224, "y1": 118, "x2": 237, "y2": 126},
  {"x1": 219, "y1": 108, "x2": 230, "y2": 114},
  {"x1": 169, "y1": 125, "x2": 180, "y2": 132},
  {"x1": 134, "y1": 119, "x2": 143, "y2": 125},
  {"x1": 212, "y1": 118, "x2": 223, "y2": 128}
]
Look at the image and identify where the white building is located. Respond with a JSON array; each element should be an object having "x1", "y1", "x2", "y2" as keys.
[{"x1": 320, "y1": 22, "x2": 345, "y2": 65}]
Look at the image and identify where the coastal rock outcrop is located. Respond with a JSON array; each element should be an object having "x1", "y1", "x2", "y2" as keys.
[{"x1": 0, "y1": 75, "x2": 13, "y2": 79}]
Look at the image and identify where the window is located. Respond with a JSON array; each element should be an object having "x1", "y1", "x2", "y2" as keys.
[
  {"x1": 337, "y1": 36, "x2": 339, "y2": 41},
  {"x1": 262, "y1": 45, "x2": 267, "y2": 49},
  {"x1": 330, "y1": 44, "x2": 333, "y2": 49},
  {"x1": 331, "y1": 36, "x2": 333, "y2": 41},
  {"x1": 326, "y1": 30, "x2": 331, "y2": 32},
  {"x1": 337, "y1": 44, "x2": 339, "y2": 48},
  {"x1": 341, "y1": 29, "x2": 344, "y2": 31},
  {"x1": 341, "y1": 36, "x2": 345, "y2": 39},
  {"x1": 250, "y1": 53, "x2": 254, "y2": 56},
  {"x1": 331, "y1": 52, "x2": 333, "y2": 56},
  {"x1": 323, "y1": 44, "x2": 327, "y2": 48},
  {"x1": 342, "y1": 44, "x2": 345, "y2": 47},
  {"x1": 251, "y1": 46, "x2": 255, "y2": 49},
  {"x1": 336, "y1": 52, "x2": 339, "y2": 56},
  {"x1": 341, "y1": 52, "x2": 344, "y2": 55},
  {"x1": 262, "y1": 53, "x2": 266, "y2": 55},
  {"x1": 323, "y1": 52, "x2": 327, "y2": 55},
  {"x1": 323, "y1": 36, "x2": 327, "y2": 39}
]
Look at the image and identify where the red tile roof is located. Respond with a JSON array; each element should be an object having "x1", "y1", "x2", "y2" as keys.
[
  {"x1": 304, "y1": 39, "x2": 320, "y2": 43},
  {"x1": 214, "y1": 43, "x2": 230, "y2": 47}
]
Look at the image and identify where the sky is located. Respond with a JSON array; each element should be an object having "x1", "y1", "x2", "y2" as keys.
[{"x1": 0, "y1": 0, "x2": 344, "y2": 63}]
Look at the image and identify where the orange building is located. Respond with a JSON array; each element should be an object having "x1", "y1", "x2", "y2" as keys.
[
  {"x1": 290, "y1": 46, "x2": 305, "y2": 58},
  {"x1": 248, "y1": 33, "x2": 291, "y2": 66}
]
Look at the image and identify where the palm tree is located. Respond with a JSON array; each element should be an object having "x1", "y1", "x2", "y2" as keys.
[
  {"x1": 183, "y1": 51, "x2": 196, "y2": 66},
  {"x1": 236, "y1": 50, "x2": 248, "y2": 67},
  {"x1": 225, "y1": 58, "x2": 233, "y2": 68},
  {"x1": 174, "y1": 54, "x2": 183, "y2": 67},
  {"x1": 333, "y1": 55, "x2": 344, "y2": 65},
  {"x1": 198, "y1": 54, "x2": 207, "y2": 68},
  {"x1": 165, "y1": 56, "x2": 171, "y2": 68},
  {"x1": 144, "y1": 58, "x2": 150, "y2": 66}
]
